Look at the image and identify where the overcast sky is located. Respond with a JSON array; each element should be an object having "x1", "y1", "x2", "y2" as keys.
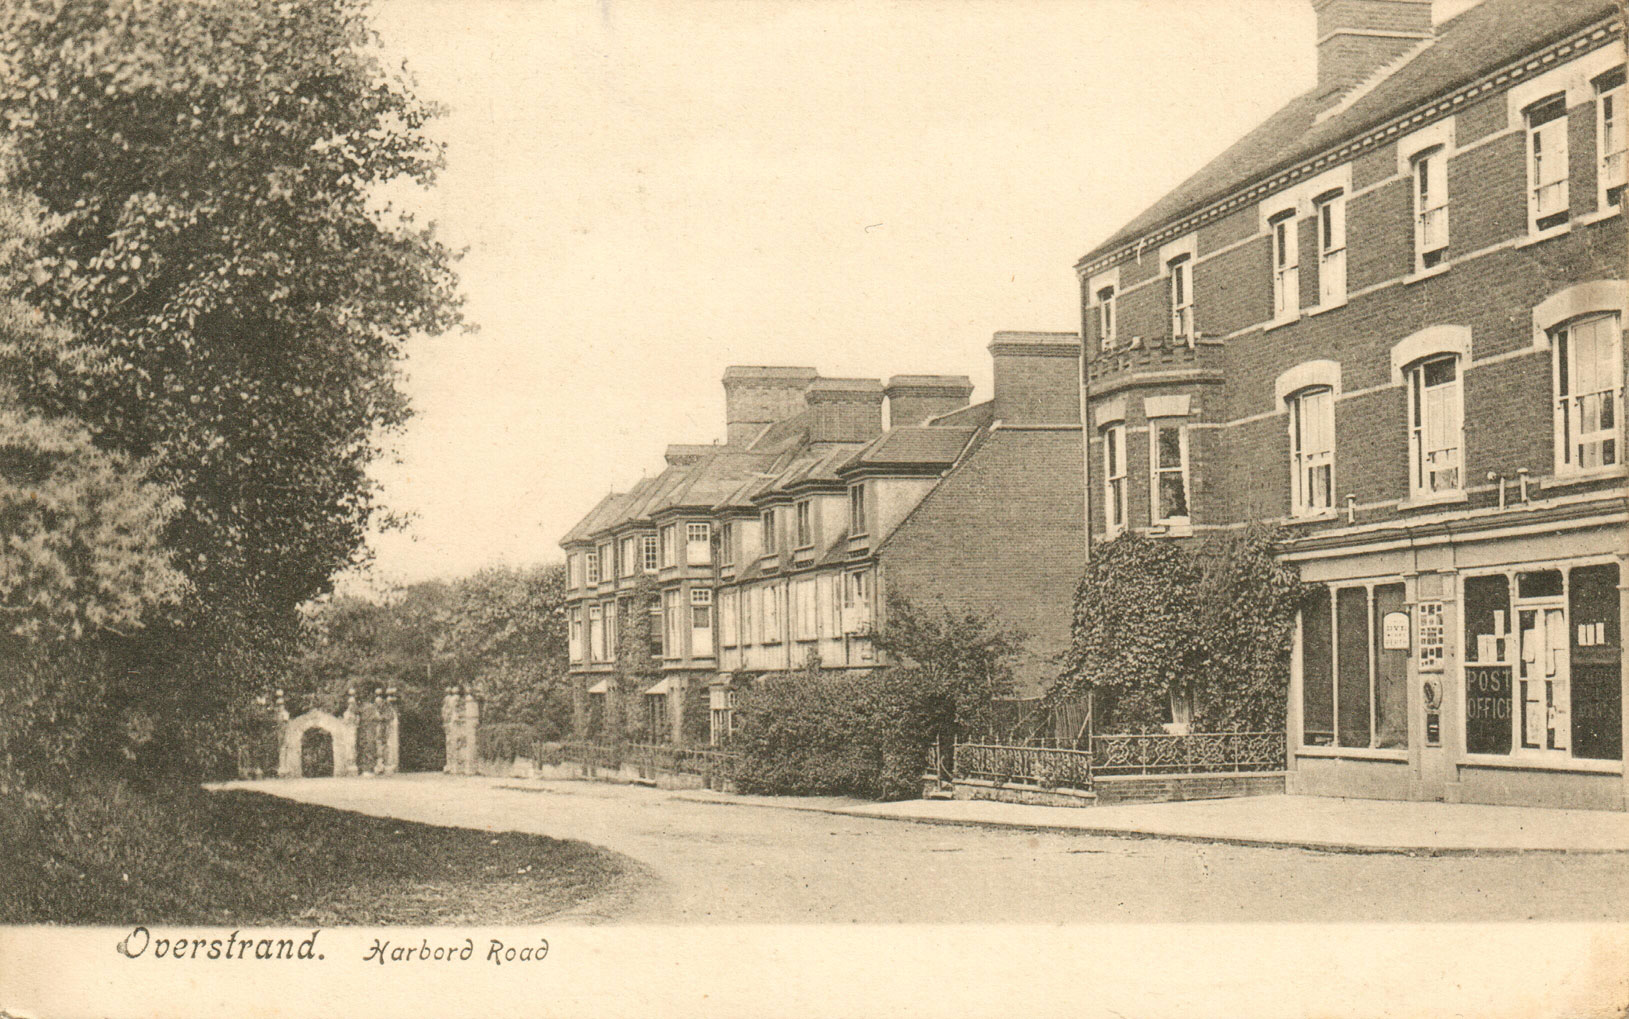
[{"x1": 350, "y1": 0, "x2": 1482, "y2": 590}]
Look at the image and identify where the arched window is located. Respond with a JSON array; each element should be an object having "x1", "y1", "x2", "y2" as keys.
[
  {"x1": 1406, "y1": 354, "x2": 1463, "y2": 499},
  {"x1": 1288, "y1": 387, "x2": 1335, "y2": 516}
]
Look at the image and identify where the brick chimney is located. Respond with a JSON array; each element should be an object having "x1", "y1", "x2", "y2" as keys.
[
  {"x1": 884, "y1": 375, "x2": 975, "y2": 427},
  {"x1": 803, "y1": 378, "x2": 885, "y2": 444},
  {"x1": 1311, "y1": 0, "x2": 1434, "y2": 105},
  {"x1": 722, "y1": 366, "x2": 820, "y2": 446},
  {"x1": 988, "y1": 332, "x2": 1081, "y2": 426}
]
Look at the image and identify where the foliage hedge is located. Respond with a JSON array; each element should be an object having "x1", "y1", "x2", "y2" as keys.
[
  {"x1": 1056, "y1": 526, "x2": 1308, "y2": 733},
  {"x1": 477, "y1": 722, "x2": 540, "y2": 763}
]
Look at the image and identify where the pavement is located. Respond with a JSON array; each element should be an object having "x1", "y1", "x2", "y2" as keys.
[{"x1": 666, "y1": 787, "x2": 1629, "y2": 854}]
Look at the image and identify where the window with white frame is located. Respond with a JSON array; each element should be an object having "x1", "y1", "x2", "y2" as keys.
[
  {"x1": 794, "y1": 500, "x2": 813, "y2": 549},
  {"x1": 659, "y1": 524, "x2": 676, "y2": 568},
  {"x1": 1407, "y1": 355, "x2": 1463, "y2": 498},
  {"x1": 849, "y1": 484, "x2": 867, "y2": 535},
  {"x1": 690, "y1": 588, "x2": 713, "y2": 657},
  {"x1": 1316, "y1": 190, "x2": 1347, "y2": 307},
  {"x1": 598, "y1": 543, "x2": 613, "y2": 583},
  {"x1": 793, "y1": 579, "x2": 817, "y2": 641},
  {"x1": 1097, "y1": 284, "x2": 1117, "y2": 350},
  {"x1": 604, "y1": 599, "x2": 618, "y2": 657},
  {"x1": 588, "y1": 604, "x2": 605, "y2": 661},
  {"x1": 1149, "y1": 421, "x2": 1190, "y2": 526},
  {"x1": 1102, "y1": 423, "x2": 1127, "y2": 535},
  {"x1": 718, "y1": 521, "x2": 734, "y2": 566},
  {"x1": 1289, "y1": 387, "x2": 1335, "y2": 516},
  {"x1": 760, "y1": 584, "x2": 782, "y2": 643},
  {"x1": 719, "y1": 588, "x2": 739, "y2": 647},
  {"x1": 662, "y1": 589, "x2": 681, "y2": 657},
  {"x1": 685, "y1": 522, "x2": 711, "y2": 566},
  {"x1": 1270, "y1": 210, "x2": 1299, "y2": 319},
  {"x1": 1526, "y1": 94, "x2": 1570, "y2": 232},
  {"x1": 1598, "y1": 68, "x2": 1626, "y2": 208},
  {"x1": 843, "y1": 570, "x2": 871, "y2": 633},
  {"x1": 1168, "y1": 254, "x2": 1193, "y2": 343},
  {"x1": 1299, "y1": 583, "x2": 1409, "y2": 750},
  {"x1": 740, "y1": 582, "x2": 754, "y2": 643},
  {"x1": 1553, "y1": 312, "x2": 1623, "y2": 473},
  {"x1": 619, "y1": 536, "x2": 637, "y2": 577},
  {"x1": 568, "y1": 606, "x2": 583, "y2": 662},
  {"x1": 641, "y1": 534, "x2": 659, "y2": 573},
  {"x1": 1412, "y1": 147, "x2": 1448, "y2": 269},
  {"x1": 585, "y1": 549, "x2": 599, "y2": 585},
  {"x1": 760, "y1": 508, "x2": 778, "y2": 555},
  {"x1": 569, "y1": 553, "x2": 583, "y2": 589}
]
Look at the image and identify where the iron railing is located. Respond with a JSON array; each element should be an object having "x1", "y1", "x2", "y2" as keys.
[
  {"x1": 540, "y1": 740, "x2": 740, "y2": 780},
  {"x1": 947, "y1": 742, "x2": 1095, "y2": 792},
  {"x1": 1089, "y1": 731, "x2": 1284, "y2": 775}
]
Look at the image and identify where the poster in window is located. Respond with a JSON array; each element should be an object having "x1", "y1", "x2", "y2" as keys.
[{"x1": 1464, "y1": 665, "x2": 1513, "y2": 755}]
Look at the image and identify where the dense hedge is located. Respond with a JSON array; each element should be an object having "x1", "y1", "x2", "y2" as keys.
[
  {"x1": 1056, "y1": 526, "x2": 1308, "y2": 733},
  {"x1": 476, "y1": 722, "x2": 539, "y2": 763},
  {"x1": 732, "y1": 667, "x2": 924, "y2": 801}
]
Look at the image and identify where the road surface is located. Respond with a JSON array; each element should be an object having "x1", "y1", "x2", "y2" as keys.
[{"x1": 240, "y1": 773, "x2": 1629, "y2": 924}]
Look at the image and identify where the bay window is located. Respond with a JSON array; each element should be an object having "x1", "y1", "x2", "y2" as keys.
[
  {"x1": 663, "y1": 589, "x2": 682, "y2": 657},
  {"x1": 1553, "y1": 312, "x2": 1623, "y2": 474},
  {"x1": 568, "y1": 607, "x2": 583, "y2": 663},
  {"x1": 619, "y1": 536, "x2": 637, "y2": 577},
  {"x1": 1097, "y1": 284, "x2": 1117, "y2": 350},
  {"x1": 685, "y1": 522, "x2": 711, "y2": 566},
  {"x1": 1102, "y1": 423, "x2": 1127, "y2": 535},
  {"x1": 719, "y1": 589, "x2": 739, "y2": 647},
  {"x1": 1289, "y1": 387, "x2": 1335, "y2": 516},
  {"x1": 588, "y1": 604, "x2": 605, "y2": 661},
  {"x1": 690, "y1": 588, "x2": 713, "y2": 657},
  {"x1": 642, "y1": 535, "x2": 659, "y2": 573},
  {"x1": 585, "y1": 549, "x2": 599, "y2": 585},
  {"x1": 760, "y1": 584, "x2": 782, "y2": 644},
  {"x1": 659, "y1": 524, "x2": 677, "y2": 568},
  {"x1": 1149, "y1": 421, "x2": 1190, "y2": 527},
  {"x1": 1406, "y1": 355, "x2": 1462, "y2": 499}
]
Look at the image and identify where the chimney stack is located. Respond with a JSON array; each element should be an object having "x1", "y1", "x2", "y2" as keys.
[
  {"x1": 803, "y1": 378, "x2": 885, "y2": 444},
  {"x1": 885, "y1": 375, "x2": 975, "y2": 427},
  {"x1": 722, "y1": 366, "x2": 820, "y2": 446},
  {"x1": 1311, "y1": 0, "x2": 1434, "y2": 105},
  {"x1": 988, "y1": 332, "x2": 1081, "y2": 426}
]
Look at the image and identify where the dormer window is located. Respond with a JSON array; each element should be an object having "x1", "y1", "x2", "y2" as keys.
[
  {"x1": 1525, "y1": 94, "x2": 1570, "y2": 233},
  {"x1": 1168, "y1": 254, "x2": 1193, "y2": 343},
  {"x1": 1412, "y1": 147, "x2": 1448, "y2": 269},
  {"x1": 760, "y1": 508, "x2": 778, "y2": 555},
  {"x1": 1270, "y1": 210, "x2": 1299, "y2": 320},
  {"x1": 849, "y1": 483, "x2": 867, "y2": 535},
  {"x1": 1597, "y1": 68, "x2": 1625, "y2": 209},
  {"x1": 718, "y1": 521, "x2": 735, "y2": 566},
  {"x1": 794, "y1": 499, "x2": 813, "y2": 549}
]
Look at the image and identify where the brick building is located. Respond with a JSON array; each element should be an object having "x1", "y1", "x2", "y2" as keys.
[
  {"x1": 560, "y1": 334, "x2": 1084, "y2": 744},
  {"x1": 1076, "y1": 0, "x2": 1626, "y2": 808}
]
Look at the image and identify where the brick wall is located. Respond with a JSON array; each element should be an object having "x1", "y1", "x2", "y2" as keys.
[{"x1": 880, "y1": 429, "x2": 1085, "y2": 696}]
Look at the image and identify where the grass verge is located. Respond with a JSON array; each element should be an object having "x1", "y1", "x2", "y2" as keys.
[{"x1": 0, "y1": 774, "x2": 633, "y2": 925}]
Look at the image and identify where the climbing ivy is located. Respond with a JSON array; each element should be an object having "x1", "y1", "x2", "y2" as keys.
[{"x1": 1055, "y1": 526, "x2": 1309, "y2": 734}]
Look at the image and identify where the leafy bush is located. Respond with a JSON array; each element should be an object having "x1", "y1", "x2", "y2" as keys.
[
  {"x1": 1056, "y1": 526, "x2": 1308, "y2": 733},
  {"x1": 477, "y1": 722, "x2": 540, "y2": 763}
]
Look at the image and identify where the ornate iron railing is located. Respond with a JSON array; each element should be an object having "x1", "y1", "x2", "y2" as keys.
[
  {"x1": 629, "y1": 743, "x2": 740, "y2": 780},
  {"x1": 948, "y1": 742, "x2": 1095, "y2": 792},
  {"x1": 1089, "y1": 731, "x2": 1284, "y2": 775}
]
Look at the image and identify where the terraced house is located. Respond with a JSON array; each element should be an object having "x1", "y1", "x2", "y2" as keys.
[
  {"x1": 561, "y1": 335, "x2": 1085, "y2": 745},
  {"x1": 1077, "y1": 0, "x2": 1627, "y2": 808}
]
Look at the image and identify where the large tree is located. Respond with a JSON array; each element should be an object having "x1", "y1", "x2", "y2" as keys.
[
  {"x1": 0, "y1": 0, "x2": 462, "y2": 769},
  {"x1": 0, "y1": 0, "x2": 462, "y2": 616}
]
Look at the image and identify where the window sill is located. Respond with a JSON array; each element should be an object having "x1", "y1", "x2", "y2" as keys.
[
  {"x1": 1296, "y1": 746, "x2": 1409, "y2": 762},
  {"x1": 1459, "y1": 754, "x2": 1622, "y2": 775},
  {"x1": 1403, "y1": 262, "x2": 1450, "y2": 285},
  {"x1": 1147, "y1": 521, "x2": 1194, "y2": 538},
  {"x1": 1307, "y1": 298, "x2": 1348, "y2": 317},
  {"x1": 1395, "y1": 491, "x2": 1467, "y2": 511},
  {"x1": 1287, "y1": 510, "x2": 1342, "y2": 524},
  {"x1": 1576, "y1": 205, "x2": 1621, "y2": 227},
  {"x1": 1515, "y1": 222, "x2": 1571, "y2": 248},
  {"x1": 1541, "y1": 464, "x2": 1628, "y2": 490},
  {"x1": 1263, "y1": 313, "x2": 1301, "y2": 333}
]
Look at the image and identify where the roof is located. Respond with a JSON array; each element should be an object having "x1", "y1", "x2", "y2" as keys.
[
  {"x1": 925, "y1": 399, "x2": 996, "y2": 429},
  {"x1": 841, "y1": 426, "x2": 977, "y2": 472},
  {"x1": 1081, "y1": 0, "x2": 1617, "y2": 265}
]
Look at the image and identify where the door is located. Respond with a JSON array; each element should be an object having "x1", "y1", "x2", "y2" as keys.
[{"x1": 1516, "y1": 601, "x2": 1570, "y2": 754}]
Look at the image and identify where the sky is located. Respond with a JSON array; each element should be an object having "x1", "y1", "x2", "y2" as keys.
[{"x1": 349, "y1": 0, "x2": 1483, "y2": 590}]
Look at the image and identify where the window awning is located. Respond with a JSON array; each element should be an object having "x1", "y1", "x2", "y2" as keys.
[
  {"x1": 644, "y1": 679, "x2": 671, "y2": 696},
  {"x1": 586, "y1": 679, "x2": 609, "y2": 695}
]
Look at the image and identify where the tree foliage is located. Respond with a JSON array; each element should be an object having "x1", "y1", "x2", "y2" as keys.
[
  {"x1": 0, "y1": 0, "x2": 463, "y2": 775},
  {"x1": 1055, "y1": 527, "x2": 1308, "y2": 733}
]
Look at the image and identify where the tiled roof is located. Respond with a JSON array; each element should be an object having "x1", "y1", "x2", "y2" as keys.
[
  {"x1": 1083, "y1": 0, "x2": 1617, "y2": 264},
  {"x1": 842, "y1": 426, "x2": 977, "y2": 471},
  {"x1": 925, "y1": 399, "x2": 995, "y2": 429}
]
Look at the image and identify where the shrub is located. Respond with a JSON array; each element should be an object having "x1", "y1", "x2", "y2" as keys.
[{"x1": 477, "y1": 722, "x2": 540, "y2": 763}]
